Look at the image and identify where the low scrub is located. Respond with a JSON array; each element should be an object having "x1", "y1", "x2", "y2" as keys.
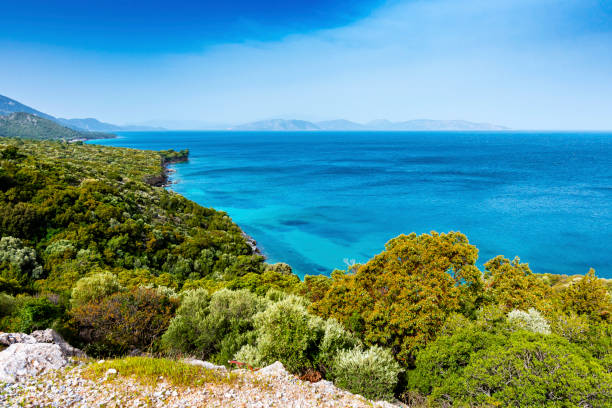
[{"x1": 84, "y1": 357, "x2": 237, "y2": 387}]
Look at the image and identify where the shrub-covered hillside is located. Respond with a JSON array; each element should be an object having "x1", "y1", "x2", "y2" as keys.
[
  {"x1": 1, "y1": 136, "x2": 611, "y2": 407},
  {"x1": 0, "y1": 113, "x2": 114, "y2": 141},
  {"x1": 0, "y1": 137, "x2": 284, "y2": 297}
]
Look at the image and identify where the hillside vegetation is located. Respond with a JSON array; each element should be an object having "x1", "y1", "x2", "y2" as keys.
[
  {"x1": 0, "y1": 113, "x2": 114, "y2": 141},
  {"x1": 0, "y1": 136, "x2": 610, "y2": 406}
]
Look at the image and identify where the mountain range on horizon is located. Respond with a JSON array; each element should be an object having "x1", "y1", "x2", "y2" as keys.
[{"x1": 1, "y1": 94, "x2": 509, "y2": 132}]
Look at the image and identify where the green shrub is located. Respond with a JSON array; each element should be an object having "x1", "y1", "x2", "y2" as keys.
[
  {"x1": 13, "y1": 296, "x2": 62, "y2": 332},
  {"x1": 409, "y1": 323, "x2": 504, "y2": 396},
  {"x1": 0, "y1": 292, "x2": 16, "y2": 317},
  {"x1": 72, "y1": 286, "x2": 178, "y2": 356},
  {"x1": 162, "y1": 288, "x2": 265, "y2": 365},
  {"x1": 251, "y1": 295, "x2": 325, "y2": 373},
  {"x1": 234, "y1": 344, "x2": 265, "y2": 367},
  {"x1": 317, "y1": 318, "x2": 360, "y2": 374},
  {"x1": 416, "y1": 330, "x2": 612, "y2": 407},
  {"x1": 507, "y1": 308, "x2": 551, "y2": 334},
  {"x1": 70, "y1": 271, "x2": 123, "y2": 308},
  {"x1": 331, "y1": 346, "x2": 402, "y2": 401}
]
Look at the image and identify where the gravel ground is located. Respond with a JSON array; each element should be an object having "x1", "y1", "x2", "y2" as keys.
[{"x1": 0, "y1": 360, "x2": 401, "y2": 408}]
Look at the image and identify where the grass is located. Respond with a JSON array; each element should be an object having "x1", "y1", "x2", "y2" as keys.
[{"x1": 83, "y1": 356, "x2": 239, "y2": 387}]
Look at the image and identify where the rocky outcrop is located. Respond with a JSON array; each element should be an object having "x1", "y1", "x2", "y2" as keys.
[
  {"x1": 0, "y1": 329, "x2": 85, "y2": 383},
  {"x1": 183, "y1": 358, "x2": 227, "y2": 371},
  {"x1": 0, "y1": 333, "x2": 36, "y2": 346},
  {"x1": 0, "y1": 343, "x2": 68, "y2": 383},
  {"x1": 30, "y1": 329, "x2": 86, "y2": 357}
]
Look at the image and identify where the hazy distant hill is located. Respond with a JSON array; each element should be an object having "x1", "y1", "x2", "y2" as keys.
[
  {"x1": 0, "y1": 94, "x2": 161, "y2": 132},
  {"x1": 0, "y1": 112, "x2": 114, "y2": 141},
  {"x1": 0, "y1": 94, "x2": 56, "y2": 121},
  {"x1": 232, "y1": 118, "x2": 508, "y2": 131},
  {"x1": 232, "y1": 119, "x2": 320, "y2": 130},
  {"x1": 56, "y1": 117, "x2": 123, "y2": 132}
]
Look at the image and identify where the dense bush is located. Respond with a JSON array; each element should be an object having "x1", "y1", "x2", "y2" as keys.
[
  {"x1": 316, "y1": 318, "x2": 361, "y2": 374},
  {"x1": 412, "y1": 329, "x2": 612, "y2": 407},
  {"x1": 557, "y1": 268, "x2": 611, "y2": 322},
  {"x1": 162, "y1": 288, "x2": 266, "y2": 365},
  {"x1": 311, "y1": 232, "x2": 483, "y2": 364},
  {"x1": 0, "y1": 295, "x2": 63, "y2": 333},
  {"x1": 507, "y1": 308, "x2": 551, "y2": 334},
  {"x1": 0, "y1": 236, "x2": 43, "y2": 289},
  {"x1": 331, "y1": 346, "x2": 402, "y2": 401},
  {"x1": 70, "y1": 271, "x2": 122, "y2": 308},
  {"x1": 483, "y1": 256, "x2": 551, "y2": 311},
  {"x1": 248, "y1": 295, "x2": 325, "y2": 373},
  {"x1": 72, "y1": 286, "x2": 178, "y2": 356}
]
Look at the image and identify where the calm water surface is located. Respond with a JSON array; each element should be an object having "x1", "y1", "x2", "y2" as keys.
[{"x1": 91, "y1": 131, "x2": 612, "y2": 278}]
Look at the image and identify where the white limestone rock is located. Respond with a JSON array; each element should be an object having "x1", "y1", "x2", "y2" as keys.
[{"x1": 0, "y1": 343, "x2": 68, "y2": 383}]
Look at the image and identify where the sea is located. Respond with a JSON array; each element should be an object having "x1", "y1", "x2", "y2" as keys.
[{"x1": 90, "y1": 131, "x2": 612, "y2": 279}]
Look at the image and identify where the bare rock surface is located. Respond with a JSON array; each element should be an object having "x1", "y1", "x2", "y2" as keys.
[
  {"x1": 0, "y1": 333, "x2": 36, "y2": 346},
  {"x1": 0, "y1": 360, "x2": 401, "y2": 407},
  {"x1": 30, "y1": 329, "x2": 86, "y2": 357},
  {"x1": 0, "y1": 343, "x2": 68, "y2": 383},
  {"x1": 183, "y1": 358, "x2": 227, "y2": 371}
]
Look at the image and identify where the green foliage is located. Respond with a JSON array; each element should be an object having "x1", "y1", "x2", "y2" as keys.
[
  {"x1": 159, "y1": 149, "x2": 189, "y2": 164},
  {"x1": 317, "y1": 318, "x2": 361, "y2": 374},
  {"x1": 0, "y1": 236, "x2": 43, "y2": 288},
  {"x1": 412, "y1": 329, "x2": 612, "y2": 407},
  {"x1": 557, "y1": 268, "x2": 611, "y2": 322},
  {"x1": 311, "y1": 231, "x2": 483, "y2": 365},
  {"x1": 162, "y1": 288, "x2": 265, "y2": 365},
  {"x1": 250, "y1": 295, "x2": 325, "y2": 373},
  {"x1": 331, "y1": 346, "x2": 402, "y2": 401},
  {"x1": 72, "y1": 286, "x2": 178, "y2": 356},
  {"x1": 484, "y1": 255, "x2": 551, "y2": 311},
  {"x1": 2, "y1": 295, "x2": 63, "y2": 333},
  {"x1": 70, "y1": 271, "x2": 122, "y2": 308},
  {"x1": 0, "y1": 137, "x2": 267, "y2": 294},
  {"x1": 0, "y1": 292, "x2": 16, "y2": 317}
]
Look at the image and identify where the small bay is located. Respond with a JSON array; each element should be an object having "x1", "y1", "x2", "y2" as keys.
[{"x1": 91, "y1": 131, "x2": 612, "y2": 278}]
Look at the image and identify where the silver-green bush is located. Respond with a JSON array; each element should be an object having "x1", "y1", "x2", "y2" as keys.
[
  {"x1": 332, "y1": 345, "x2": 402, "y2": 401},
  {"x1": 70, "y1": 271, "x2": 123, "y2": 308},
  {"x1": 251, "y1": 295, "x2": 325, "y2": 373},
  {"x1": 507, "y1": 308, "x2": 551, "y2": 334}
]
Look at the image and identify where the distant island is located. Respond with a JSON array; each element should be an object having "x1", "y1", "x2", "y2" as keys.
[
  {"x1": 2, "y1": 94, "x2": 508, "y2": 132},
  {"x1": 231, "y1": 118, "x2": 509, "y2": 131}
]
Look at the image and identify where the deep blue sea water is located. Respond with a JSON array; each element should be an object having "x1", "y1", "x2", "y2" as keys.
[{"x1": 90, "y1": 131, "x2": 612, "y2": 279}]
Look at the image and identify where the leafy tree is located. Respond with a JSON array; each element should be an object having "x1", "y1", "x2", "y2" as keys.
[
  {"x1": 72, "y1": 286, "x2": 178, "y2": 356},
  {"x1": 484, "y1": 255, "x2": 551, "y2": 311},
  {"x1": 557, "y1": 268, "x2": 611, "y2": 322},
  {"x1": 412, "y1": 328, "x2": 611, "y2": 407},
  {"x1": 311, "y1": 232, "x2": 483, "y2": 365}
]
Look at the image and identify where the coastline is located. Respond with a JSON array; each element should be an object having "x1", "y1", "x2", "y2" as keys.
[{"x1": 159, "y1": 152, "x2": 265, "y2": 258}]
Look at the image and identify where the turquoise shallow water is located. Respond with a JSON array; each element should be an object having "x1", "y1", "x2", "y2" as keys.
[{"x1": 90, "y1": 131, "x2": 612, "y2": 279}]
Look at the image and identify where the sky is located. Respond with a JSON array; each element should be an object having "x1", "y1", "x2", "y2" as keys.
[{"x1": 1, "y1": 0, "x2": 611, "y2": 129}]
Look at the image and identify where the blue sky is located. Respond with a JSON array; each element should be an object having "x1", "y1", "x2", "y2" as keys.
[{"x1": 1, "y1": 0, "x2": 611, "y2": 129}]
